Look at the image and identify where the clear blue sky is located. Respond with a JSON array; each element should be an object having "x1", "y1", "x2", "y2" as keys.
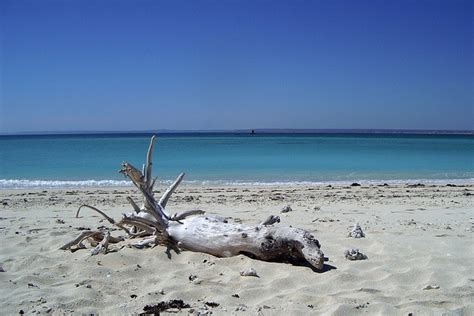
[{"x1": 1, "y1": 0, "x2": 472, "y2": 133}]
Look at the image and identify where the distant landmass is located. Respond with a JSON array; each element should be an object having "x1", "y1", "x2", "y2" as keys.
[{"x1": 1, "y1": 128, "x2": 473, "y2": 136}]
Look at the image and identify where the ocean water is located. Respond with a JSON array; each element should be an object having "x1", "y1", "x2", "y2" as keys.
[{"x1": 0, "y1": 133, "x2": 473, "y2": 188}]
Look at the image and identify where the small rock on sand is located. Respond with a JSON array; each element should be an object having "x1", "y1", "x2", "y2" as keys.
[
  {"x1": 281, "y1": 205, "x2": 292, "y2": 213},
  {"x1": 235, "y1": 304, "x2": 248, "y2": 311},
  {"x1": 240, "y1": 268, "x2": 259, "y2": 277},
  {"x1": 348, "y1": 223, "x2": 365, "y2": 238},
  {"x1": 344, "y1": 249, "x2": 367, "y2": 260}
]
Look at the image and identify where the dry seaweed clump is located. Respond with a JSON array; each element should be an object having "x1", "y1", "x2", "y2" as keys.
[{"x1": 140, "y1": 299, "x2": 190, "y2": 315}]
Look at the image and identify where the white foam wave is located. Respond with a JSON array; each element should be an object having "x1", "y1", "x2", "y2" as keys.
[
  {"x1": 243, "y1": 179, "x2": 472, "y2": 186},
  {"x1": 1, "y1": 178, "x2": 472, "y2": 189},
  {"x1": 0, "y1": 179, "x2": 131, "y2": 189},
  {"x1": 184, "y1": 178, "x2": 474, "y2": 186}
]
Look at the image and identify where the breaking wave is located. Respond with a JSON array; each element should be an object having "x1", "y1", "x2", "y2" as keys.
[
  {"x1": 1, "y1": 178, "x2": 473, "y2": 189},
  {"x1": 0, "y1": 179, "x2": 131, "y2": 189}
]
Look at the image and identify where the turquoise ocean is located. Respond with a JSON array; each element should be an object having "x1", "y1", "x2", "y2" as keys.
[{"x1": 0, "y1": 133, "x2": 473, "y2": 188}]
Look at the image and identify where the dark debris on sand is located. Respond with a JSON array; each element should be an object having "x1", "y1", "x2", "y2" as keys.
[{"x1": 140, "y1": 299, "x2": 191, "y2": 315}]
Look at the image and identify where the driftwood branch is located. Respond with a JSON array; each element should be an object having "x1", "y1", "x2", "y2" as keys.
[
  {"x1": 76, "y1": 205, "x2": 115, "y2": 224},
  {"x1": 144, "y1": 135, "x2": 156, "y2": 189},
  {"x1": 126, "y1": 197, "x2": 141, "y2": 214},
  {"x1": 260, "y1": 215, "x2": 280, "y2": 226},
  {"x1": 62, "y1": 136, "x2": 325, "y2": 270},
  {"x1": 159, "y1": 172, "x2": 185, "y2": 208},
  {"x1": 60, "y1": 231, "x2": 100, "y2": 250},
  {"x1": 170, "y1": 209, "x2": 205, "y2": 222},
  {"x1": 91, "y1": 231, "x2": 110, "y2": 255}
]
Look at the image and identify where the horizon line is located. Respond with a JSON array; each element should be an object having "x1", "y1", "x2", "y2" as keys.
[{"x1": 1, "y1": 128, "x2": 473, "y2": 137}]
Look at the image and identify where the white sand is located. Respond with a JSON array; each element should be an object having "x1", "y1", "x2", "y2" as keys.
[{"x1": 1, "y1": 184, "x2": 473, "y2": 315}]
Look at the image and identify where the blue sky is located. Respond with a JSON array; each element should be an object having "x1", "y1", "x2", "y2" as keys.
[{"x1": 1, "y1": 0, "x2": 472, "y2": 133}]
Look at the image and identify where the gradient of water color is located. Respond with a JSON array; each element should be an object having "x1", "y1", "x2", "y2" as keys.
[{"x1": 0, "y1": 133, "x2": 473, "y2": 188}]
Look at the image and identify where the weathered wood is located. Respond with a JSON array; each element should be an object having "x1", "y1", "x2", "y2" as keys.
[
  {"x1": 260, "y1": 215, "x2": 280, "y2": 226},
  {"x1": 144, "y1": 135, "x2": 156, "y2": 189},
  {"x1": 76, "y1": 204, "x2": 115, "y2": 224},
  {"x1": 62, "y1": 136, "x2": 325, "y2": 270},
  {"x1": 60, "y1": 231, "x2": 100, "y2": 250},
  {"x1": 126, "y1": 196, "x2": 141, "y2": 214},
  {"x1": 166, "y1": 216, "x2": 324, "y2": 269},
  {"x1": 91, "y1": 231, "x2": 110, "y2": 256},
  {"x1": 159, "y1": 172, "x2": 185, "y2": 208}
]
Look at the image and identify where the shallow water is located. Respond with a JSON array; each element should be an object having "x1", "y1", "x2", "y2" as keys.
[{"x1": 0, "y1": 133, "x2": 473, "y2": 188}]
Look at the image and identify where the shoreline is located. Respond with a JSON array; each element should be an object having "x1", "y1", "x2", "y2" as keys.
[
  {"x1": 1, "y1": 183, "x2": 473, "y2": 314},
  {"x1": 1, "y1": 178, "x2": 473, "y2": 190},
  {"x1": 2, "y1": 183, "x2": 473, "y2": 212}
]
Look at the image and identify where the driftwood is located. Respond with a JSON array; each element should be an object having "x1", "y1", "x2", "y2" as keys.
[{"x1": 61, "y1": 136, "x2": 325, "y2": 270}]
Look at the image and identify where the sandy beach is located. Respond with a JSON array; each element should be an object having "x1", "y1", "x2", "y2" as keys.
[
  {"x1": 3, "y1": 0, "x2": 473, "y2": 314},
  {"x1": 0, "y1": 183, "x2": 473, "y2": 315}
]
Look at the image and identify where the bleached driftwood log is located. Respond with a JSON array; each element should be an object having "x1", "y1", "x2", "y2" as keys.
[{"x1": 61, "y1": 136, "x2": 325, "y2": 270}]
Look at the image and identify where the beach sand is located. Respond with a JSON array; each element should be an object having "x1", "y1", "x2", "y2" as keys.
[{"x1": 0, "y1": 184, "x2": 473, "y2": 315}]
